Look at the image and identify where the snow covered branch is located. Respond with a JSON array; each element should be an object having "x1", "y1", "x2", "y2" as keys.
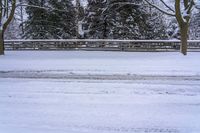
[
  {"x1": 16, "y1": 3, "x2": 68, "y2": 13},
  {"x1": 143, "y1": 0, "x2": 176, "y2": 16}
]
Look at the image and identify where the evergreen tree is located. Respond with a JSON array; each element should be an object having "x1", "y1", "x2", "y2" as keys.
[
  {"x1": 143, "y1": 7, "x2": 167, "y2": 39},
  {"x1": 48, "y1": 0, "x2": 76, "y2": 39},
  {"x1": 190, "y1": 11, "x2": 200, "y2": 39},
  {"x1": 75, "y1": 0, "x2": 86, "y2": 38},
  {"x1": 24, "y1": 0, "x2": 76, "y2": 39},
  {"x1": 106, "y1": 0, "x2": 148, "y2": 39},
  {"x1": 84, "y1": 0, "x2": 108, "y2": 39},
  {"x1": 84, "y1": 0, "x2": 167, "y2": 39},
  {"x1": 23, "y1": 0, "x2": 49, "y2": 39}
]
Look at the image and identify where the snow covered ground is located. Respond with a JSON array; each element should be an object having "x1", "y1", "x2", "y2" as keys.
[{"x1": 0, "y1": 51, "x2": 200, "y2": 133}]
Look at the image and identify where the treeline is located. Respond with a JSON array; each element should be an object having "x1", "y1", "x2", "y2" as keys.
[{"x1": 22, "y1": 0, "x2": 168, "y2": 39}]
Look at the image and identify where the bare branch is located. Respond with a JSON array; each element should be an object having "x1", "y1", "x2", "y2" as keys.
[
  {"x1": 184, "y1": 0, "x2": 189, "y2": 8},
  {"x1": 16, "y1": 3, "x2": 68, "y2": 12},
  {"x1": 160, "y1": 0, "x2": 175, "y2": 13},
  {"x1": 108, "y1": 2, "x2": 141, "y2": 7},
  {"x1": 175, "y1": 0, "x2": 185, "y2": 24},
  {"x1": 143, "y1": 0, "x2": 176, "y2": 17},
  {"x1": 3, "y1": 0, "x2": 16, "y2": 33},
  {"x1": 186, "y1": 0, "x2": 195, "y2": 13}
]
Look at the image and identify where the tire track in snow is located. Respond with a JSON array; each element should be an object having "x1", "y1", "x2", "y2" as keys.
[{"x1": 0, "y1": 70, "x2": 200, "y2": 81}]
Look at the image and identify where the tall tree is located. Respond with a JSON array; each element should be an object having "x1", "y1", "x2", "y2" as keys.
[
  {"x1": 84, "y1": 0, "x2": 108, "y2": 39},
  {"x1": 24, "y1": 0, "x2": 76, "y2": 39},
  {"x1": 144, "y1": 0, "x2": 198, "y2": 55},
  {"x1": 106, "y1": 0, "x2": 146, "y2": 39},
  {"x1": 75, "y1": 0, "x2": 85, "y2": 38},
  {"x1": 0, "y1": 0, "x2": 16, "y2": 55},
  {"x1": 84, "y1": 0, "x2": 167, "y2": 40},
  {"x1": 23, "y1": 0, "x2": 49, "y2": 39},
  {"x1": 144, "y1": 5, "x2": 167, "y2": 39},
  {"x1": 106, "y1": 0, "x2": 167, "y2": 39},
  {"x1": 47, "y1": 0, "x2": 76, "y2": 38}
]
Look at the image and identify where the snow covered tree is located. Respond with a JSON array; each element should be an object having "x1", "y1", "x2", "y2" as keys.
[
  {"x1": 190, "y1": 11, "x2": 200, "y2": 39},
  {"x1": 84, "y1": 0, "x2": 167, "y2": 39},
  {"x1": 23, "y1": 0, "x2": 76, "y2": 39},
  {"x1": 47, "y1": 0, "x2": 76, "y2": 38},
  {"x1": 75, "y1": 0, "x2": 85, "y2": 38},
  {"x1": 144, "y1": 5, "x2": 167, "y2": 39},
  {"x1": 167, "y1": 18, "x2": 180, "y2": 39},
  {"x1": 23, "y1": 0, "x2": 49, "y2": 39},
  {"x1": 84, "y1": 0, "x2": 108, "y2": 39},
  {"x1": 144, "y1": 0, "x2": 199, "y2": 55},
  {"x1": 17, "y1": 0, "x2": 26, "y2": 35},
  {"x1": 106, "y1": 0, "x2": 147, "y2": 39},
  {"x1": 5, "y1": 19, "x2": 22, "y2": 39},
  {"x1": 0, "y1": 0, "x2": 16, "y2": 55}
]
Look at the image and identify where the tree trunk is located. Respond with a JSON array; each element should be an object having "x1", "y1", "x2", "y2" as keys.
[
  {"x1": 180, "y1": 24, "x2": 189, "y2": 55},
  {"x1": 0, "y1": 31, "x2": 4, "y2": 55}
]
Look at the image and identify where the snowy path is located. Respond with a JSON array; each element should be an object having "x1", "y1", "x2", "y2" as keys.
[{"x1": 0, "y1": 51, "x2": 200, "y2": 133}]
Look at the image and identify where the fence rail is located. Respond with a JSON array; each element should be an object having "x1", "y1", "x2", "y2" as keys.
[{"x1": 4, "y1": 39, "x2": 200, "y2": 52}]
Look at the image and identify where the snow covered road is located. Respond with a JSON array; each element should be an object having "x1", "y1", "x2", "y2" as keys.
[{"x1": 0, "y1": 51, "x2": 200, "y2": 133}]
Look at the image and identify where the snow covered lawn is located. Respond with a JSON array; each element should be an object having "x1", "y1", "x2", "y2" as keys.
[{"x1": 0, "y1": 51, "x2": 200, "y2": 133}]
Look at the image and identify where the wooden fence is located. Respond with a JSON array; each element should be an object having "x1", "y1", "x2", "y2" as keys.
[{"x1": 4, "y1": 39, "x2": 200, "y2": 52}]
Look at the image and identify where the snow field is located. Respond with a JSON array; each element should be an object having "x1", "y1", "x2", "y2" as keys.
[{"x1": 0, "y1": 51, "x2": 200, "y2": 133}]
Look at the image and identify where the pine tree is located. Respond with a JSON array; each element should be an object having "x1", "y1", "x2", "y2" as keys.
[
  {"x1": 47, "y1": 0, "x2": 76, "y2": 39},
  {"x1": 23, "y1": 0, "x2": 49, "y2": 39},
  {"x1": 106, "y1": 0, "x2": 148, "y2": 39},
  {"x1": 84, "y1": 0, "x2": 167, "y2": 39},
  {"x1": 190, "y1": 11, "x2": 200, "y2": 39},
  {"x1": 84, "y1": 0, "x2": 108, "y2": 39},
  {"x1": 143, "y1": 7, "x2": 167, "y2": 39},
  {"x1": 24, "y1": 0, "x2": 76, "y2": 39}
]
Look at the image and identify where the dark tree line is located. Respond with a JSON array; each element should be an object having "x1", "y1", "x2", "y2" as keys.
[
  {"x1": 84, "y1": 0, "x2": 167, "y2": 39},
  {"x1": 22, "y1": 0, "x2": 167, "y2": 39}
]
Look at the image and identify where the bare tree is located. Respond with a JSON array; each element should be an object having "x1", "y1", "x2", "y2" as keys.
[
  {"x1": 0, "y1": 0, "x2": 16, "y2": 55},
  {"x1": 143, "y1": 0, "x2": 198, "y2": 55}
]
